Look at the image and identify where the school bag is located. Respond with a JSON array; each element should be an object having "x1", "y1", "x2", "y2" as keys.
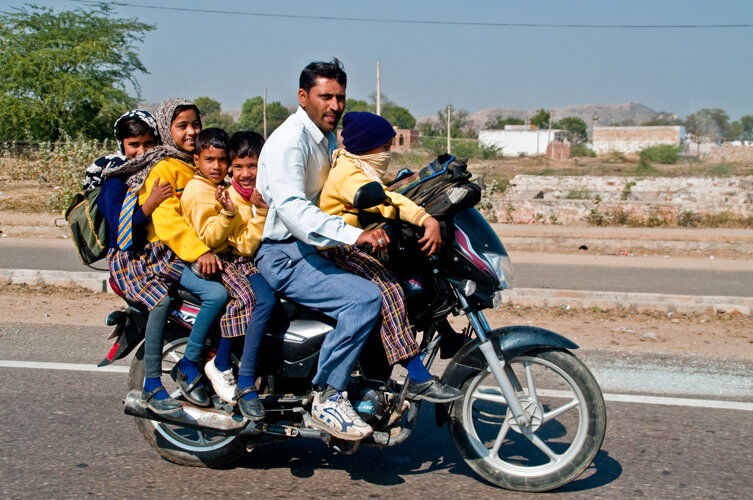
[
  {"x1": 387, "y1": 154, "x2": 481, "y2": 217},
  {"x1": 65, "y1": 187, "x2": 109, "y2": 265}
]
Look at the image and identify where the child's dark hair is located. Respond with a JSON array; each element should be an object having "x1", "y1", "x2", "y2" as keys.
[
  {"x1": 195, "y1": 128, "x2": 229, "y2": 156},
  {"x1": 299, "y1": 58, "x2": 346, "y2": 92},
  {"x1": 115, "y1": 118, "x2": 154, "y2": 141},
  {"x1": 228, "y1": 131, "x2": 265, "y2": 161},
  {"x1": 171, "y1": 104, "x2": 202, "y2": 126}
]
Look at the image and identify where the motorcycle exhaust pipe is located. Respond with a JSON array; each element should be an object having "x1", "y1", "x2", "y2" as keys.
[{"x1": 123, "y1": 390, "x2": 261, "y2": 437}]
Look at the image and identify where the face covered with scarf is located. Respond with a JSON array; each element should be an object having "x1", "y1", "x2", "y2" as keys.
[
  {"x1": 103, "y1": 98, "x2": 202, "y2": 192},
  {"x1": 337, "y1": 111, "x2": 396, "y2": 182}
]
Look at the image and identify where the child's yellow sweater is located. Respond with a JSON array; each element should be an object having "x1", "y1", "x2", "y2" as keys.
[
  {"x1": 319, "y1": 154, "x2": 430, "y2": 228},
  {"x1": 227, "y1": 185, "x2": 268, "y2": 257},
  {"x1": 180, "y1": 174, "x2": 236, "y2": 254},
  {"x1": 139, "y1": 156, "x2": 210, "y2": 262}
]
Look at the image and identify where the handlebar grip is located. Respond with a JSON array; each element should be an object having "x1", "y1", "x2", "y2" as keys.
[{"x1": 359, "y1": 242, "x2": 374, "y2": 253}]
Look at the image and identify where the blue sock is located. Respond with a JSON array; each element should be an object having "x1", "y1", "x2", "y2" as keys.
[
  {"x1": 214, "y1": 337, "x2": 233, "y2": 372},
  {"x1": 237, "y1": 375, "x2": 258, "y2": 401},
  {"x1": 143, "y1": 377, "x2": 168, "y2": 400},
  {"x1": 179, "y1": 357, "x2": 200, "y2": 382},
  {"x1": 400, "y1": 355, "x2": 432, "y2": 383}
]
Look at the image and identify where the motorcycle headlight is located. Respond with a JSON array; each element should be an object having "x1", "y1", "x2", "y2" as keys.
[{"x1": 483, "y1": 252, "x2": 515, "y2": 290}]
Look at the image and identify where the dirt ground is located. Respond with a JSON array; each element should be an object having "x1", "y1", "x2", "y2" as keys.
[{"x1": 2, "y1": 283, "x2": 750, "y2": 360}]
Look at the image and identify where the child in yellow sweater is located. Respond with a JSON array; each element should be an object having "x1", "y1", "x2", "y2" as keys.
[
  {"x1": 318, "y1": 112, "x2": 461, "y2": 403},
  {"x1": 180, "y1": 128, "x2": 274, "y2": 421}
]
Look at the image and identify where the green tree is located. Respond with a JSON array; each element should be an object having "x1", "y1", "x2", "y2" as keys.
[
  {"x1": 436, "y1": 104, "x2": 472, "y2": 138},
  {"x1": 684, "y1": 108, "x2": 730, "y2": 143},
  {"x1": 382, "y1": 104, "x2": 416, "y2": 129},
  {"x1": 345, "y1": 99, "x2": 370, "y2": 113},
  {"x1": 726, "y1": 115, "x2": 753, "y2": 142},
  {"x1": 530, "y1": 109, "x2": 550, "y2": 129},
  {"x1": 485, "y1": 116, "x2": 525, "y2": 129},
  {"x1": 0, "y1": 4, "x2": 154, "y2": 141},
  {"x1": 194, "y1": 96, "x2": 238, "y2": 133},
  {"x1": 238, "y1": 96, "x2": 290, "y2": 136},
  {"x1": 554, "y1": 116, "x2": 588, "y2": 143}
]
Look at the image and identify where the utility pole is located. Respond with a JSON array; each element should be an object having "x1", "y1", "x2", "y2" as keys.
[
  {"x1": 376, "y1": 61, "x2": 381, "y2": 116},
  {"x1": 447, "y1": 105, "x2": 451, "y2": 154},
  {"x1": 263, "y1": 88, "x2": 268, "y2": 139}
]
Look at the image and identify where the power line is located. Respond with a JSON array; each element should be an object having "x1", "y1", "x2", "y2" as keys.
[{"x1": 82, "y1": 1, "x2": 753, "y2": 29}]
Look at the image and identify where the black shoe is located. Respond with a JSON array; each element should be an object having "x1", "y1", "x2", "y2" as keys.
[
  {"x1": 141, "y1": 386, "x2": 183, "y2": 415},
  {"x1": 406, "y1": 377, "x2": 463, "y2": 403},
  {"x1": 170, "y1": 363, "x2": 211, "y2": 407},
  {"x1": 234, "y1": 386, "x2": 266, "y2": 421}
]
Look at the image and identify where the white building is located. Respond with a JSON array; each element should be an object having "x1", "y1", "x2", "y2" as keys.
[{"x1": 479, "y1": 125, "x2": 565, "y2": 157}]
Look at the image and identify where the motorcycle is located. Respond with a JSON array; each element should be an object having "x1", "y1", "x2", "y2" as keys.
[{"x1": 99, "y1": 180, "x2": 606, "y2": 492}]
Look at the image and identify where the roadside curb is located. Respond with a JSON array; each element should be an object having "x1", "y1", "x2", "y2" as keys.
[{"x1": 1, "y1": 268, "x2": 749, "y2": 316}]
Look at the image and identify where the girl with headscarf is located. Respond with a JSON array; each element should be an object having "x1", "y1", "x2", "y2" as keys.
[{"x1": 105, "y1": 98, "x2": 228, "y2": 411}]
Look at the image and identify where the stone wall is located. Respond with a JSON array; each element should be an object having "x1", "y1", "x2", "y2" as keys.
[
  {"x1": 489, "y1": 175, "x2": 753, "y2": 225},
  {"x1": 592, "y1": 126, "x2": 684, "y2": 154}
]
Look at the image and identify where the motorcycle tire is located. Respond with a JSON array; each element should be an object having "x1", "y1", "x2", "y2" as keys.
[
  {"x1": 127, "y1": 325, "x2": 246, "y2": 468},
  {"x1": 448, "y1": 348, "x2": 606, "y2": 492}
]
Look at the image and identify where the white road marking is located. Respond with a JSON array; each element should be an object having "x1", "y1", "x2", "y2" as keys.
[
  {"x1": 3, "y1": 359, "x2": 753, "y2": 411},
  {"x1": 0, "y1": 360, "x2": 129, "y2": 373}
]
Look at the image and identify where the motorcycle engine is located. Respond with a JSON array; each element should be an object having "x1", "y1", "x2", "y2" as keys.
[{"x1": 350, "y1": 386, "x2": 386, "y2": 427}]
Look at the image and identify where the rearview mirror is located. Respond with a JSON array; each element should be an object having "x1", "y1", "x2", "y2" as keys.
[{"x1": 352, "y1": 181, "x2": 388, "y2": 210}]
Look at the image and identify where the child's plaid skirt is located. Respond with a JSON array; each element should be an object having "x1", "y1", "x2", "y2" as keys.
[
  {"x1": 319, "y1": 245, "x2": 419, "y2": 365},
  {"x1": 215, "y1": 252, "x2": 262, "y2": 338},
  {"x1": 107, "y1": 241, "x2": 184, "y2": 310}
]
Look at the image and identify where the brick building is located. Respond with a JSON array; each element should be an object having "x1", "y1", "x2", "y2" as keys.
[{"x1": 592, "y1": 125, "x2": 684, "y2": 155}]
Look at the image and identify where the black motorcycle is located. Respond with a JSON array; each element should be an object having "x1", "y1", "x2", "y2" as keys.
[{"x1": 100, "y1": 181, "x2": 606, "y2": 492}]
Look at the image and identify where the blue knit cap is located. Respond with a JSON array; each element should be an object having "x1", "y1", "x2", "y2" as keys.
[{"x1": 341, "y1": 112, "x2": 396, "y2": 155}]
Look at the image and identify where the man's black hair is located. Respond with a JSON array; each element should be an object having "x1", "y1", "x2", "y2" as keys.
[
  {"x1": 171, "y1": 104, "x2": 202, "y2": 126},
  {"x1": 299, "y1": 58, "x2": 347, "y2": 93},
  {"x1": 195, "y1": 127, "x2": 229, "y2": 156},
  {"x1": 115, "y1": 118, "x2": 153, "y2": 141},
  {"x1": 228, "y1": 131, "x2": 265, "y2": 161}
]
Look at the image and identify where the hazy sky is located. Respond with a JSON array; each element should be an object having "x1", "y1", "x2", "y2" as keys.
[{"x1": 4, "y1": 0, "x2": 753, "y2": 119}]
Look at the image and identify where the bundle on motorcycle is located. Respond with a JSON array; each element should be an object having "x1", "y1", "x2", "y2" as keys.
[{"x1": 100, "y1": 155, "x2": 606, "y2": 491}]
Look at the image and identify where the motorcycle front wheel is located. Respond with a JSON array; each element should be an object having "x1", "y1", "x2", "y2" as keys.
[
  {"x1": 449, "y1": 348, "x2": 606, "y2": 492},
  {"x1": 127, "y1": 325, "x2": 245, "y2": 467}
]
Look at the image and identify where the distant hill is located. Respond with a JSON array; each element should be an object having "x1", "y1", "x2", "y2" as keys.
[{"x1": 418, "y1": 102, "x2": 671, "y2": 131}]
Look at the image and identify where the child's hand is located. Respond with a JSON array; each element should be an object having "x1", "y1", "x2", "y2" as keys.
[
  {"x1": 249, "y1": 189, "x2": 268, "y2": 209},
  {"x1": 215, "y1": 185, "x2": 235, "y2": 213},
  {"x1": 418, "y1": 216, "x2": 442, "y2": 256},
  {"x1": 142, "y1": 177, "x2": 173, "y2": 216}
]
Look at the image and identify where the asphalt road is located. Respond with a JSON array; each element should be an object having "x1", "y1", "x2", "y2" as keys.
[
  {"x1": 2, "y1": 239, "x2": 752, "y2": 297},
  {"x1": 2, "y1": 321, "x2": 752, "y2": 499}
]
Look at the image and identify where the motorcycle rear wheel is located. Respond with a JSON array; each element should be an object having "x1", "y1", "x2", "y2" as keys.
[
  {"x1": 449, "y1": 348, "x2": 606, "y2": 492},
  {"x1": 127, "y1": 326, "x2": 245, "y2": 467}
]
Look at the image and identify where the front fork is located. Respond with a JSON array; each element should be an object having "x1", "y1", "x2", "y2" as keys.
[{"x1": 436, "y1": 291, "x2": 530, "y2": 427}]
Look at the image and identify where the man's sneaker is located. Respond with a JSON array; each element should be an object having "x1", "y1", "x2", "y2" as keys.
[
  {"x1": 205, "y1": 358, "x2": 237, "y2": 404},
  {"x1": 310, "y1": 391, "x2": 373, "y2": 441}
]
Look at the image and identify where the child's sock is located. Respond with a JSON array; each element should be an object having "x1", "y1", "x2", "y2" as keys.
[
  {"x1": 400, "y1": 355, "x2": 432, "y2": 383},
  {"x1": 179, "y1": 356, "x2": 200, "y2": 382},
  {"x1": 143, "y1": 377, "x2": 168, "y2": 400},
  {"x1": 237, "y1": 375, "x2": 258, "y2": 401},
  {"x1": 213, "y1": 337, "x2": 233, "y2": 372}
]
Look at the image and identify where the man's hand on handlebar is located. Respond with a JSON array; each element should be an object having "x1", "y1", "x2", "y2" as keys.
[
  {"x1": 418, "y1": 216, "x2": 442, "y2": 256},
  {"x1": 356, "y1": 228, "x2": 390, "y2": 252},
  {"x1": 196, "y1": 251, "x2": 223, "y2": 277}
]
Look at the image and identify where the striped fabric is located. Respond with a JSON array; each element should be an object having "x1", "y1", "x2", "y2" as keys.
[
  {"x1": 116, "y1": 191, "x2": 138, "y2": 250},
  {"x1": 319, "y1": 245, "x2": 419, "y2": 365},
  {"x1": 107, "y1": 241, "x2": 185, "y2": 310},
  {"x1": 215, "y1": 252, "x2": 260, "y2": 338}
]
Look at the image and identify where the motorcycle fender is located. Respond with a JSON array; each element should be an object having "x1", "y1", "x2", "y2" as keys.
[
  {"x1": 97, "y1": 309, "x2": 145, "y2": 367},
  {"x1": 435, "y1": 325, "x2": 579, "y2": 427}
]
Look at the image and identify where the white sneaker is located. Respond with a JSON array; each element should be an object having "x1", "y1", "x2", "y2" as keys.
[
  {"x1": 204, "y1": 357, "x2": 237, "y2": 404},
  {"x1": 310, "y1": 391, "x2": 373, "y2": 441}
]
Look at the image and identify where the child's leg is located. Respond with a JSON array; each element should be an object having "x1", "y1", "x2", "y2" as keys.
[
  {"x1": 143, "y1": 295, "x2": 172, "y2": 398},
  {"x1": 178, "y1": 267, "x2": 228, "y2": 380},
  {"x1": 213, "y1": 336, "x2": 234, "y2": 372},
  {"x1": 237, "y1": 272, "x2": 277, "y2": 400}
]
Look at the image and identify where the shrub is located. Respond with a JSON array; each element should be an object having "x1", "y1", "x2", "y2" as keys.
[
  {"x1": 639, "y1": 144, "x2": 681, "y2": 164},
  {"x1": 570, "y1": 143, "x2": 596, "y2": 158}
]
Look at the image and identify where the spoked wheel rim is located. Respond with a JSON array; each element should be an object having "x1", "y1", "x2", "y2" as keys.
[
  {"x1": 461, "y1": 354, "x2": 590, "y2": 477},
  {"x1": 148, "y1": 337, "x2": 237, "y2": 452}
]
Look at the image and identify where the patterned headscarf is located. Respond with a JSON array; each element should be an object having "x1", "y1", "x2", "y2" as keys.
[
  {"x1": 82, "y1": 109, "x2": 161, "y2": 190},
  {"x1": 103, "y1": 98, "x2": 201, "y2": 192}
]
